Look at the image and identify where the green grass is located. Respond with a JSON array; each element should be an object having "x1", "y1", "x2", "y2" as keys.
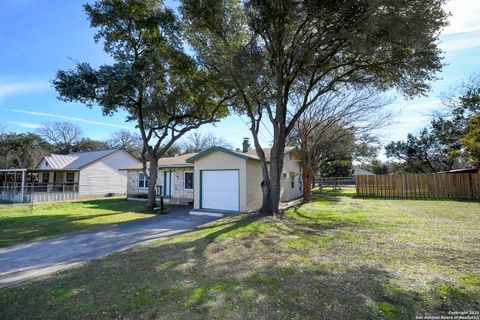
[
  {"x1": 0, "y1": 198, "x2": 154, "y2": 247},
  {"x1": 1, "y1": 188, "x2": 479, "y2": 319}
]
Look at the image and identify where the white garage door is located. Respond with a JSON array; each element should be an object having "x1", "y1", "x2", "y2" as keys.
[{"x1": 201, "y1": 170, "x2": 239, "y2": 211}]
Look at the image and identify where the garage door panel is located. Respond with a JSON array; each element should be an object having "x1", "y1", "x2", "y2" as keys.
[{"x1": 201, "y1": 170, "x2": 239, "y2": 211}]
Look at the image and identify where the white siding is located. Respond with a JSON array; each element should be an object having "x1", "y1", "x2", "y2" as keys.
[
  {"x1": 79, "y1": 150, "x2": 140, "y2": 197},
  {"x1": 279, "y1": 151, "x2": 303, "y2": 202}
]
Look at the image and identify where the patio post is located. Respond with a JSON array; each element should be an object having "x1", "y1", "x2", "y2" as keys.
[{"x1": 20, "y1": 170, "x2": 25, "y2": 202}]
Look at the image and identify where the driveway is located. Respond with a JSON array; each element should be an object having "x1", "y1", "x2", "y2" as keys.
[{"x1": 0, "y1": 208, "x2": 222, "y2": 288}]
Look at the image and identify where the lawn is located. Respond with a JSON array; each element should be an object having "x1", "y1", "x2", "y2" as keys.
[
  {"x1": 1, "y1": 188, "x2": 479, "y2": 319},
  {"x1": 0, "y1": 198, "x2": 154, "y2": 247}
]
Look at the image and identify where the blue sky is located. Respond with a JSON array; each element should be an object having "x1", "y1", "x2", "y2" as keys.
[{"x1": 1, "y1": 0, "x2": 480, "y2": 154}]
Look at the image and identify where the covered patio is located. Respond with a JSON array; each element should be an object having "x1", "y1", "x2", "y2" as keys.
[{"x1": 0, "y1": 169, "x2": 79, "y2": 203}]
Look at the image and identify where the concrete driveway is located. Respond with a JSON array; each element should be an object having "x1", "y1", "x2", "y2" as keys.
[{"x1": 0, "y1": 208, "x2": 221, "y2": 288}]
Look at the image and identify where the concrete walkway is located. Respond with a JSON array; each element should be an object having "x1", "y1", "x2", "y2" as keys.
[{"x1": 0, "y1": 208, "x2": 221, "y2": 288}]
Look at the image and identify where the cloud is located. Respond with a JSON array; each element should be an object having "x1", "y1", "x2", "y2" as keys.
[
  {"x1": 440, "y1": 29, "x2": 480, "y2": 53},
  {"x1": 8, "y1": 121, "x2": 42, "y2": 129},
  {"x1": 442, "y1": 0, "x2": 480, "y2": 36},
  {"x1": 390, "y1": 99, "x2": 442, "y2": 113},
  {"x1": 0, "y1": 81, "x2": 50, "y2": 102},
  {"x1": 9, "y1": 109, "x2": 134, "y2": 129}
]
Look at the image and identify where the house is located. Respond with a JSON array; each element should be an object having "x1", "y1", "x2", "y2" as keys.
[
  {"x1": 0, "y1": 148, "x2": 140, "y2": 203},
  {"x1": 351, "y1": 167, "x2": 375, "y2": 176},
  {"x1": 125, "y1": 138, "x2": 303, "y2": 213}
]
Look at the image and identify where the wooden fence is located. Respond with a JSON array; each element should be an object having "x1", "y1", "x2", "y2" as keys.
[{"x1": 356, "y1": 173, "x2": 480, "y2": 200}]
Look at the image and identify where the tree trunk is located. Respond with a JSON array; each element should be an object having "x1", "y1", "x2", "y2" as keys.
[
  {"x1": 146, "y1": 154, "x2": 159, "y2": 212},
  {"x1": 269, "y1": 128, "x2": 287, "y2": 217},
  {"x1": 302, "y1": 165, "x2": 313, "y2": 202}
]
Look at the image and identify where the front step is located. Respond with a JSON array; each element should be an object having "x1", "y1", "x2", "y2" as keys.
[{"x1": 189, "y1": 210, "x2": 225, "y2": 217}]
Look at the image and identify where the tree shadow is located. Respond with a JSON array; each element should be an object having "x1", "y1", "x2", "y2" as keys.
[{"x1": 0, "y1": 210, "x2": 478, "y2": 319}]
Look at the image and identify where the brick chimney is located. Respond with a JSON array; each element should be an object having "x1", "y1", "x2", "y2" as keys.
[{"x1": 242, "y1": 137, "x2": 250, "y2": 153}]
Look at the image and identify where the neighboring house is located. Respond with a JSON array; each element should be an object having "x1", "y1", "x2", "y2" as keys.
[
  {"x1": 0, "y1": 148, "x2": 140, "y2": 203},
  {"x1": 352, "y1": 167, "x2": 375, "y2": 176},
  {"x1": 124, "y1": 139, "x2": 303, "y2": 212}
]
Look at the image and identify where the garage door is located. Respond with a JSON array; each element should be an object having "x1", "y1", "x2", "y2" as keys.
[{"x1": 201, "y1": 170, "x2": 239, "y2": 211}]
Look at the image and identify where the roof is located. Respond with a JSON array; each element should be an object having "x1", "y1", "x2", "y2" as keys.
[
  {"x1": 123, "y1": 152, "x2": 197, "y2": 170},
  {"x1": 35, "y1": 149, "x2": 122, "y2": 170},
  {"x1": 352, "y1": 167, "x2": 375, "y2": 176},
  {"x1": 245, "y1": 146, "x2": 296, "y2": 161},
  {"x1": 186, "y1": 146, "x2": 297, "y2": 163},
  {"x1": 122, "y1": 146, "x2": 299, "y2": 170}
]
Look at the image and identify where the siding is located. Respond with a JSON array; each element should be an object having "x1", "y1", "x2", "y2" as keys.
[
  {"x1": 279, "y1": 151, "x2": 303, "y2": 201},
  {"x1": 192, "y1": 152, "x2": 247, "y2": 212},
  {"x1": 79, "y1": 150, "x2": 140, "y2": 197},
  {"x1": 245, "y1": 160, "x2": 263, "y2": 212}
]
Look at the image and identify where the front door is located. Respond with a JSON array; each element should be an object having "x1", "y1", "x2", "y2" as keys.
[{"x1": 164, "y1": 171, "x2": 171, "y2": 197}]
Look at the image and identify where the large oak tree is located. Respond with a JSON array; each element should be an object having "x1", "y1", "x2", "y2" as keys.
[
  {"x1": 53, "y1": 0, "x2": 233, "y2": 210},
  {"x1": 182, "y1": 0, "x2": 448, "y2": 216}
]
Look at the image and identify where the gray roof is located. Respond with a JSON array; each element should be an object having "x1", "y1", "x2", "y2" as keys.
[
  {"x1": 36, "y1": 149, "x2": 120, "y2": 170},
  {"x1": 352, "y1": 167, "x2": 375, "y2": 176}
]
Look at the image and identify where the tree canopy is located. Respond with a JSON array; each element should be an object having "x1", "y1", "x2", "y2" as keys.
[
  {"x1": 53, "y1": 0, "x2": 233, "y2": 210},
  {"x1": 182, "y1": 0, "x2": 448, "y2": 215}
]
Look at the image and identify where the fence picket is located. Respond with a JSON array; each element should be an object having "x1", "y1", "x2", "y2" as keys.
[{"x1": 356, "y1": 173, "x2": 480, "y2": 200}]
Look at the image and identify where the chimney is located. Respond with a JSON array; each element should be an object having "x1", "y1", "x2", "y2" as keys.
[{"x1": 242, "y1": 137, "x2": 250, "y2": 153}]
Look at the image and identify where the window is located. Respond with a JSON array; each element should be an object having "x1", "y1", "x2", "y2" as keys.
[
  {"x1": 138, "y1": 172, "x2": 149, "y2": 189},
  {"x1": 184, "y1": 172, "x2": 193, "y2": 190},
  {"x1": 66, "y1": 172, "x2": 75, "y2": 183},
  {"x1": 43, "y1": 173, "x2": 50, "y2": 183},
  {"x1": 290, "y1": 174, "x2": 295, "y2": 188}
]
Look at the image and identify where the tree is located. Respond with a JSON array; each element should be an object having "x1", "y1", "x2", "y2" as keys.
[
  {"x1": 108, "y1": 130, "x2": 143, "y2": 158},
  {"x1": 386, "y1": 75, "x2": 480, "y2": 171},
  {"x1": 37, "y1": 122, "x2": 83, "y2": 154},
  {"x1": 53, "y1": 0, "x2": 232, "y2": 211},
  {"x1": 0, "y1": 132, "x2": 51, "y2": 168},
  {"x1": 290, "y1": 86, "x2": 389, "y2": 201},
  {"x1": 178, "y1": 132, "x2": 232, "y2": 153},
  {"x1": 71, "y1": 138, "x2": 110, "y2": 152},
  {"x1": 460, "y1": 114, "x2": 480, "y2": 167},
  {"x1": 182, "y1": 0, "x2": 448, "y2": 216},
  {"x1": 385, "y1": 128, "x2": 458, "y2": 173}
]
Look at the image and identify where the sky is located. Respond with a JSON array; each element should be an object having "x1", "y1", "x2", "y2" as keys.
[{"x1": 1, "y1": 0, "x2": 480, "y2": 155}]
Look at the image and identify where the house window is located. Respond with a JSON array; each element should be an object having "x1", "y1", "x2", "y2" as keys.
[
  {"x1": 43, "y1": 173, "x2": 50, "y2": 183},
  {"x1": 66, "y1": 172, "x2": 75, "y2": 183},
  {"x1": 184, "y1": 172, "x2": 193, "y2": 190},
  {"x1": 290, "y1": 174, "x2": 295, "y2": 188},
  {"x1": 138, "y1": 172, "x2": 149, "y2": 189}
]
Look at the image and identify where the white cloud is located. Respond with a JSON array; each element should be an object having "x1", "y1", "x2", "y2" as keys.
[
  {"x1": 9, "y1": 109, "x2": 134, "y2": 129},
  {"x1": 442, "y1": 0, "x2": 480, "y2": 35},
  {"x1": 0, "y1": 81, "x2": 50, "y2": 102},
  {"x1": 8, "y1": 121, "x2": 42, "y2": 129},
  {"x1": 440, "y1": 29, "x2": 480, "y2": 52},
  {"x1": 390, "y1": 99, "x2": 442, "y2": 113}
]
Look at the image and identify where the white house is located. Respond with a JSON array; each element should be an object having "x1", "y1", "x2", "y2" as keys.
[
  {"x1": 0, "y1": 148, "x2": 141, "y2": 203},
  {"x1": 125, "y1": 139, "x2": 303, "y2": 213}
]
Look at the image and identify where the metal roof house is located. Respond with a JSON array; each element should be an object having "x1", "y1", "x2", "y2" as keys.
[{"x1": 0, "y1": 148, "x2": 140, "y2": 203}]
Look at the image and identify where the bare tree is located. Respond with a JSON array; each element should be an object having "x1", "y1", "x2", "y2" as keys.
[
  {"x1": 179, "y1": 132, "x2": 233, "y2": 153},
  {"x1": 37, "y1": 122, "x2": 83, "y2": 154},
  {"x1": 291, "y1": 86, "x2": 391, "y2": 201},
  {"x1": 108, "y1": 130, "x2": 143, "y2": 158}
]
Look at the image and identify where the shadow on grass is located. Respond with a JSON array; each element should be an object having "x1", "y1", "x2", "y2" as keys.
[
  {"x1": 1, "y1": 211, "x2": 477, "y2": 319},
  {"x1": 0, "y1": 198, "x2": 152, "y2": 247}
]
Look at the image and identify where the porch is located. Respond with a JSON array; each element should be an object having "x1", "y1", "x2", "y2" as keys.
[{"x1": 0, "y1": 169, "x2": 80, "y2": 203}]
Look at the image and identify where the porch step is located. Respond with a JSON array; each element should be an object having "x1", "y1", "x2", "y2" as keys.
[{"x1": 189, "y1": 209, "x2": 240, "y2": 218}]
